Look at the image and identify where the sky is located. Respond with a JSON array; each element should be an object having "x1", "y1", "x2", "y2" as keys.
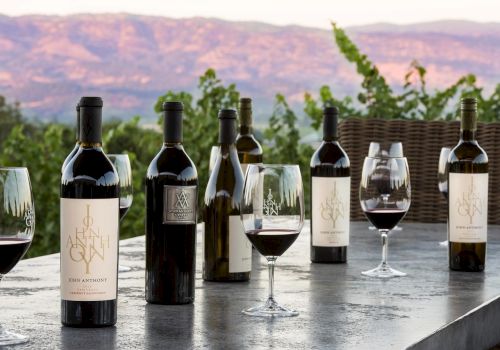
[{"x1": 2, "y1": 0, "x2": 500, "y2": 28}]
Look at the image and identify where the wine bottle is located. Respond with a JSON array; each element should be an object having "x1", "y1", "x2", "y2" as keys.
[
  {"x1": 203, "y1": 108, "x2": 251, "y2": 281},
  {"x1": 61, "y1": 103, "x2": 80, "y2": 173},
  {"x1": 448, "y1": 97, "x2": 488, "y2": 272},
  {"x1": 60, "y1": 97, "x2": 120, "y2": 327},
  {"x1": 310, "y1": 106, "x2": 350, "y2": 263},
  {"x1": 236, "y1": 97, "x2": 263, "y2": 230},
  {"x1": 145, "y1": 101, "x2": 198, "y2": 304},
  {"x1": 236, "y1": 97, "x2": 263, "y2": 171}
]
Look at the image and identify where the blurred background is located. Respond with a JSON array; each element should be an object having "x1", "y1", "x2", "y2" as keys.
[{"x1": 1, "y1": 0, "x2": 499, "y2": 257}]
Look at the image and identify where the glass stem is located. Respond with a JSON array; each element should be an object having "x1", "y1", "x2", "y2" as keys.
[
  {"x1": 267, "y1": 258, "x2": 275, "y2": 301},
  {"x1": 381, "y1": 230, "x2": 389, "y2": 267}
]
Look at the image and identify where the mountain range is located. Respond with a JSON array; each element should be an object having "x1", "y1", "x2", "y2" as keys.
[{"x1": 0, "y1": 14, "x2": 499, "y2": 121}]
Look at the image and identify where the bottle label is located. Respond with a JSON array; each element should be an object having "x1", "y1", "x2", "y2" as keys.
[
  {"x1": 229, "y1": 215, "x2": 252, "y2": 273},
  {"x1": 312, "y1": 176, "x2": 350, "y2": 247},
  {"x1": 163, "y1": 185, "x2": 197, "y2": 224},
  {"x1": 60, "y1": 198, "x2": 119, "y2": 301},
  {"x1": 449, "y1": 173, "x2": 488, "y2": 243}
]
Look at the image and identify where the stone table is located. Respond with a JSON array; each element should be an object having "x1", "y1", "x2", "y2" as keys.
[{"x1": 2, "y1": 222, "x2": 500, "y2": 349}]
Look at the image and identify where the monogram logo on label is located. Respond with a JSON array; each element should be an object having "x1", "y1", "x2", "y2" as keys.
[
  {"x1": 456, "y1": 176, "x2": 483, "y2": 225},
  {"x1": 24, "y1": 207, "x2": 34, "y2": 229},
  {"x1": 320, "y1": 182, "x2": 345, "y2": 228},
  {"x1": 263, "y1": 189, "x2": 281, "y2": 216},
  {"x1": 175, "y1": 190, "x2": 190, "y2": 209},
  {"x1": 66, "y1": 204, "x2": 110, "y2": 274}
]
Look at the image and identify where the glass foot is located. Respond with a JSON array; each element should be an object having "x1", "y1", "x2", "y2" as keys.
[
  {"x1": 118, "y1": 265, "x2": 132, "y2": 273},
  {"x1": 0, "y1": 327, "x2": 29, "y2": 346},
  {"x1": 439, "y1": 240, "x2": 448, "y2": 247},
  {"x1": 242, "y1": 298, "x2": 298, "y2": 317},
  {"x1": 362, "y1": 263, "x2": 406, "y2": 278}
]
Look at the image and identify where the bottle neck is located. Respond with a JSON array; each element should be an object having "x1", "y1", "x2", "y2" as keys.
[
  {"x1": 219, "y1": 119, "x2": 237, "y2": 145},
  {"x1": 239, "y1": 125, "x2": 252, "y2": 135},
  {"x1": 79, "y1": 106, "x2": 102, "y2": 144},
  {"x1": 80, "y1": 142, "x2": 103, "y2": 149},
  {"x1": 460, "y1": 111, "x2": 477, "y2": 142},
  {"x1": 164, "y1": 110, "x2": 183, "y2": 143},
  {"x1": 323, "y1": 113, "x2": 338, "y2": 141}
]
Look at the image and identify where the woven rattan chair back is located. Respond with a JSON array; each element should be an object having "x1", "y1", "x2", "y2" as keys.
[{"x1": 338, "y1": 118, "x2": 500, "y2": 223}]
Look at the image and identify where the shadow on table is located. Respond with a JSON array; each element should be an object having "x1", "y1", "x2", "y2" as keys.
[
  {"x1": 61, "y1": 326, "x2": 117, "y2": 350},
  {"x1": 144, "y1": 303, "x2": 194, "y2": 349}
]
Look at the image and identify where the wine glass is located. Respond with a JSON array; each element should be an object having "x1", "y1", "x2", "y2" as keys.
[
  {"x1": 108, "y1": 154, "x2": 133, "y2": 273},
  {"x1": 360, "y1": 155, "x2": 411, "y2": 278},
  {"x1": 367, "y1": 142, "x2": 404, "y2": 232},
  {"x1": 0, "y1": 167, "x2": 35, "y2": 345},
  {"x1": 437, "y1": 147, "x2": 451, "y2": 247},
  {"x1": 240, "y1": 164, "x2": 304, "y2": 317}
]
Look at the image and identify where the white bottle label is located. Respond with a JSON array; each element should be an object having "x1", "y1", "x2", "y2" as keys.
[
  {"x1": 312, "y1": 176, "x2": 350, "y2": 247},
  {"x1": 449, "y1": 173, "x2": 488, "y2": 243},
  {"x1": 60, "y1": 198, "x2": 119, "y2": 301},
  {"x1": 229, "y1": 215, "x2": 252, "y2": 273}
]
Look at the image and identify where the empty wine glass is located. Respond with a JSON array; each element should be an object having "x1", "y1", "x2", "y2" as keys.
[
  {"x1": 0, "y1": 167, "x2": 35, "y2": 345},
  {"x1": 360, "y1": 154, "x2": 411, "y2": 278},
  {"x1": 437, "y1": 147, "x2": 451, "y2": 247},
  {"x1": 108, "y1": 154, "x2": 133, "y2": 273},
  {"x1": 241, "y1": 164, "x2": 304, "y2": 317}
]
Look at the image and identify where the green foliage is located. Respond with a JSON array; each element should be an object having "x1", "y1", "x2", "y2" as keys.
[{"x1": 302, "y1": 24, "x2": 500, "y2": 123}]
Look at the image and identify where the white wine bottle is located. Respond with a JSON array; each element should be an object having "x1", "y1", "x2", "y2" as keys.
[{"x1": 203, "y1": 108, "x2": 251, "y2": 281}]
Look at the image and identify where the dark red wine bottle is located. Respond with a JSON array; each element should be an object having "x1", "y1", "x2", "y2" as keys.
[
  {"x1": 61, "y1": 97, "x2": 120, "y2": 327},
  {"x1": 310, "y1": 106, "x2": 350, "y2": 263},
  {"x1": 61, "y1": 103, "x2": 80, "y2": 173},
  {"x1": 146, "y1": 101, "x2": 198, "y2": 304}
]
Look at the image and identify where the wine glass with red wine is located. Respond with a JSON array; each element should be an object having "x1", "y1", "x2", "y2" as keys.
[
  {"x1": 360, "y1": 154, "x2": 411, "y2": 278},
  {"x1": 0, "y1": 167, "x2": 35, "y2": 345},
  {"x1": 108, "y1": 154, "x2": 133, "y2": 272},
  {"x1": 240, "y1": 164, "x2": 304, "y2": 317},
  {"x1": 437, "y1": 147, "x2": 451, "y2": 247}
]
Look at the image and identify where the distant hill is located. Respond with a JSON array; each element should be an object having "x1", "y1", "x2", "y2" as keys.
[{"x1": 0, "y1": 14, "x2": 499, "y2": 121}]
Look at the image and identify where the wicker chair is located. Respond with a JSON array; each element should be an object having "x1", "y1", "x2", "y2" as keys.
[{"x1": 338, "y1": 118, "x2": 500, "y2": 224}]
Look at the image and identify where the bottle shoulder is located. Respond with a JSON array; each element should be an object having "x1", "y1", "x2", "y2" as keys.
[
  {"x1": 147, "y1": 145, "x2": 198, "y2": 181},
  {"x1": 62, "y1": 148, "x2": 119, "y2": 186},
  {"x1": 204, "y1": 149, "x2": 244, "y2": 206},
  {"x1": 449, "y1": 141, "x2": 488, "y2": 165},
  {"x1": 236, "y1": 134, "x2": 263, "y2": 155},
  {"x1": 310, "y1": 141, "x2": 350, "y2": 168}
]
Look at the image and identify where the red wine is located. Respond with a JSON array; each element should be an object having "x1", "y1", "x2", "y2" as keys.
[
  {"x1": 146, "y1": 102, "x2": 198, "y2": 304},
  {"x1": 0, "y1": 238, "x2": 31, "y2": 274},
  {"x1": 246, "y1": 229, "x2": 299, "y2": 257},
  {"x1": 61, "y1": 97, "x2": 120, "y2": 327},
  {"x1": 310, "y1": 106, "x2": 350, "y2": 263},
  {"x1": 363, "y1": 209, "x2": 407, "y2": 231}
]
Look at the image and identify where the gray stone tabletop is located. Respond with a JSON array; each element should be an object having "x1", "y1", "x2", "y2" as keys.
[{"x1": 2, "y1": 221, "x2": 500, "y2": 350}]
